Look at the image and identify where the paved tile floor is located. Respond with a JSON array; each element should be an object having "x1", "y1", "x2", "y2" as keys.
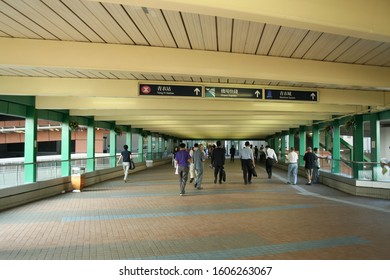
[{"x1": 0, "y1": 160, "x2": 389, "y2": 260}]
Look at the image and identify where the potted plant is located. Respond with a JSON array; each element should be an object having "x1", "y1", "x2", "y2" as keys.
[
  {"x1": 345, "y1": 118, "x2": 356, "y2": 131},
  {"x1": 69, "y1": 121, "x2": 79, "y2": 131},
  {"x1": 114, "y1": 127, "x2": 123, "y2": 136}
]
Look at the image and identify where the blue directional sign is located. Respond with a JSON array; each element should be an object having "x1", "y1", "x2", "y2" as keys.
[
  {"x1": 139, "y1": 84, "x2": 202, "y2": 97},
  {"x1": 265, "y1": 89, "x2": 318, "y2": 101},
  {"x1": 205, "y1": 87, "x2": 262, "y2": 99}
]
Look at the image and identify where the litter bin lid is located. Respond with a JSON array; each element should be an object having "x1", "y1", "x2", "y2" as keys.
[{"x1": 72, "y1": 167, "x2": 86, "y2": 174}]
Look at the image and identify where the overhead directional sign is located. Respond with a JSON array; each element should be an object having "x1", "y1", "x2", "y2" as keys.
[
  {"x1": 139, "y1": 84, "x2": 202, "y2": 97},
  {"x1": 205, "y1": 87, "x2": 262, "y2": 99},
  {"x1": 265, "y1": 89, "x2": 318, "y2": 101}
]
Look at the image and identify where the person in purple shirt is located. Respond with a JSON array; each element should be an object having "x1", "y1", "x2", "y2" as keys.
[{"x1": 175, "y1": 143, "x2": 192, "y2": 196}]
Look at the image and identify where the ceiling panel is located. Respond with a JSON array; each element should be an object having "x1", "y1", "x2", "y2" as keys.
[
  {"x1": 102, "y1": 3, "x2": 147, "y2": 45},
  {"x1": 27, "y1": 0, "x2": 89, "y2": 41},
  {"x1": 0, "y1": 13, "x2": 40, "y2": 38},
  {"x1": 324, "y1": 37, "x2": 360, "y2": 61},
  {"x1": 42, "y1": 0, "x2": 103, "y2": 42},
  {"x1": 200, "y1": 15, "x2": 217, "y2": 51},
  {"x1": 82, "y1": 1, "x2": 135, "y2": 44},
  {"x1": 61, "y1": 0, "x2": 121, "y2": 43},
  {"x1": 335, "y1": 39, "x2": 383, "y2": 63},
  {"x1": 232, "y1": 19, "x2": 250, "y2": 53},
  {"x1": 182, "y1": 12, "x2": 205, "y2": 49},
  {"x1": 162, "y1": 10, "x2": 191, "y2": 49},
  {"x1": 362, "y1": 45, "x2": 390, "y2": 66},
  {"x1": 354, "y1": 43, "x2": 390, "y2": 64},
  {"x1": 244, "y1": 22, "x2": 264, "y2": 54},
  {"x1": 0, "y1": 1, "x2": 56, "y2": 39},
  {"x1": 162, "y1": 75, "x2": 175, "y2": 81},
  {"x1": 303, "y1": 33, "x2": 348, "y2": 60},
  {"x1": 124, "y1": 6, "x2": 164, "y2": 47},
  {"x1": 269, "y1": 27, "x2": 308, "y2": 57},
  {"x1": 139, "y1": 7, "x2": 177, "y2": 48},
  {"x1": 3, "y1": 0, "x2": 75, "y2": 40},
  {"x1": 216, "y1": 17, "x2": 232, "y2": 52},
  {"x1": 256, "y1": 24, "x2": 280, "y2": 55},
  {"x1": 291, "y1": 30, "x2": 322, "y2": 58}
]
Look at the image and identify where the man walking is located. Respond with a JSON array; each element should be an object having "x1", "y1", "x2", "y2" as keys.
[
  {"x1": 265, "y1": 145, "x2": 278, "y2": 179},
  {"x1": 303, "y1": 147, "x2": 317, "y2": 185},
  {"x1": 313, "y1": 147, "x2": 326, "y2": 183},
  {"x1": 193, "y1": 143, "x2": 206, "y2": 189},
  {"x1": 229, "y1": 145, "x2": 236, "y2": 162},
  {"x1": 211, "y1": 140, "x2": 225, "y2": 184},
  {"x1": 117, "y1": 144, "x2": 132, "y2": 183},
  {"x1": 285, "y1": 147, "x2": 298, "y2": 185},
  {"x1": 240, "y1": 141, "x2": 255, "y2": 184},
  {"x1": 175, "y1": 143, "x2": 192, "y2": 195}
]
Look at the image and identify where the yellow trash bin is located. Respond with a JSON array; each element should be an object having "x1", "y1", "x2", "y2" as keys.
[{"x1": 71, "y1": 167, "x2": 85, "y2": 192}]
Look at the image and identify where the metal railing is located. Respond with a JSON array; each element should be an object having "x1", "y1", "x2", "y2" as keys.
[
  {"x1": 293, "y1": 155, "x2": 390, "y2": 182},
  {"x1": 0, "y1": 152, "x2": 172, "y2": 189}
]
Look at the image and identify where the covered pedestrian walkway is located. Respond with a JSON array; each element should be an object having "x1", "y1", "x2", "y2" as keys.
[{"x1": 0, "y1": 160, "x2": 389, "y2": 260}]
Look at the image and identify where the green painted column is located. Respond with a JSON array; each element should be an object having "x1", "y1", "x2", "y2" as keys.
[
  {"x1": 155, "y1": 134, "x2": 160, "y2": 159},
  {"x1": 147, "y1": 133, "x2": 152, "y2": 160},
  {"x1": 312, "y1": 124, "x2": 319, "y2": 150},
  {"x1": 138, "y1": 129, "x2": 144, "y2": 162},
  {"x1": 61, "y1": 113, "x2": 71, "y2": 176},
  {"x1": 299, "y1": 126, "x2": 306, "y2": 166},
  {"x1": 332, "y1": 120, "x2": 341, "y2": 173},
  {"x1": 24, "y1": 106, "x2": 37, "y2": 183},
  {"x1": 86, "y1": 117, "x2": 95, "y2": 172},
  {"x1": 289, "y1": 128, "x2": 295, "y2": 150},
  {"x1": 353, "y1": 115, "x2": 364, "y2": 178},
  {"x1": 280, "y1": 132, "x2": 287, "y2": 159},
  {"x1": 109, "y1": 123, "x2": 117, "y2": 168},
  {"x1": 126, "y1": 126, "x2": 132, "y2": 152},
  {"x1": 370, "y1": 113, "x2": 380, "y2": 180}
]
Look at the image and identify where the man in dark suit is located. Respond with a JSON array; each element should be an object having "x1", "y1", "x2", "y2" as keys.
[{"x1": 211, "y1": 140, "x2": 226, "y2": 184}]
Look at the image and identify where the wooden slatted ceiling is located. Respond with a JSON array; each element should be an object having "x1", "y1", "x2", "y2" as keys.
[{"x1": 0, "y1": 0, "x2": 389, "y2": 75}]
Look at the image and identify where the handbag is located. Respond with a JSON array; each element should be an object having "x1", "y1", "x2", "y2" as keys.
[
  {"x1": 130, "y1": 159, "x2": 136, "y2": 170},
  {"x1": 252, "y1": 166, "x2": 258, "y2": 177}
]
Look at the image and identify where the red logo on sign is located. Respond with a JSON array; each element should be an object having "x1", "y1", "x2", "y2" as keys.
[{"x1": 141, "y1": 85, "x2": 151, "y2": 94}]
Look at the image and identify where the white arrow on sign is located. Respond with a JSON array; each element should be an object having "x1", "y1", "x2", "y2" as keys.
[
  {"x1": 194, "y1": 88, "x2": 201, "y2": 95},
  {"x1": 254, "y1": 90, "x2": 261, "y2": 98},
  {"x1": 311, "y1": 92, "x2": 316, "y2": 100}
]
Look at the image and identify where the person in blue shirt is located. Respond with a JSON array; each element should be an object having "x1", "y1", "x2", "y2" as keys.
[{"x1": 174, "y1": 143, "x2": 192, "y2": 196}]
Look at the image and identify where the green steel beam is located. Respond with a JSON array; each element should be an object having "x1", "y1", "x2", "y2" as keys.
[
  {"x1": 24, "y1": 106, "x2": 37, "y2": 183},
  {"x1": 86, "y1": 117, "x2": 95, "y2": 172},
  {"x1": 332, "y1": 120, "x2": 341, "y2": 173},
  {"x1": 299, "y1": 126, "x2": 306, "y2": 166},
  {"x1": 110, "y1": 122, "x2": 117, "y2": 168},
  {"x1": 61, "y1": 113, "x2": 71, "y2": 176}
]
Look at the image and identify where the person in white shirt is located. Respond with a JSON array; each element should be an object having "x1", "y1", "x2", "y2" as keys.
[
  {"x1": 265, "y1": 145, "x2": 278, "y2": 179},
  {"x1": 285, "y1": 147, "x2": 298, "y2": 184},
  {"x1": 240, "y1": 141, "x2": 255, "y2": 184},
  {"x1": 189, "y1": 145, "x2": 196, "y2": 183}
]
